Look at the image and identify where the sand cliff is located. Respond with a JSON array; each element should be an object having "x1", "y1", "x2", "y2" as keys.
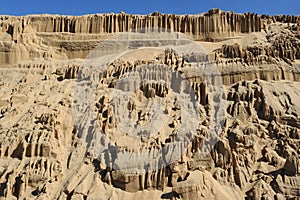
[{"x1": 0, "y1": 9, "x2": 299, "y2": 200}]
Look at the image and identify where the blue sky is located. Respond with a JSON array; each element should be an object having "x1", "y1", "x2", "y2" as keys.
[{"x1": 0, "y1": 0, "x2": 299, "y2": 16}]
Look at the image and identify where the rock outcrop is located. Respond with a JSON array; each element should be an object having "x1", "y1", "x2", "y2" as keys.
[{"x1": 0, "y1": 9, "x2": 299, "y2": 200}]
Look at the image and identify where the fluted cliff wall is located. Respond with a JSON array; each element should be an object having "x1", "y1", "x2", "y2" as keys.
[
  {"x1": 0, "y1": 9, "x2": 300, "y2": 200},
  {"x1": 0, "y1": 9, "x2": 299, "y2": 85},
  {"x1": 1, "y1": 9, "x2": 262, "y2": 42}
]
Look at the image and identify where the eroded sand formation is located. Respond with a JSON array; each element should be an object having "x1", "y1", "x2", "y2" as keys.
[{"x1": 0, "y1": 9, "x2": 299, "y2": 200}]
